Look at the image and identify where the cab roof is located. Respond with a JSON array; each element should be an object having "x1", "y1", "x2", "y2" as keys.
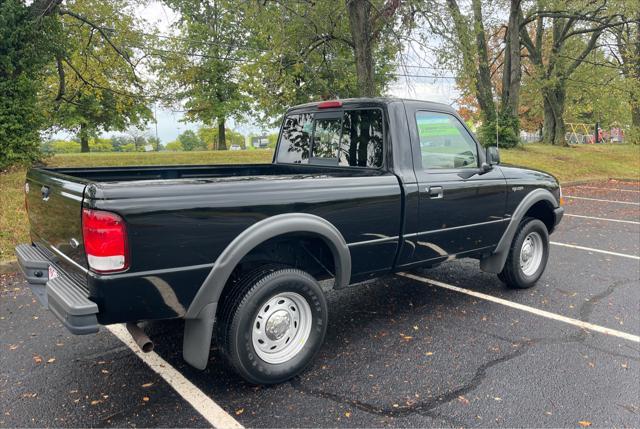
[{"x1": 287, "y1": 97, "x2": 455, "y2": 114}]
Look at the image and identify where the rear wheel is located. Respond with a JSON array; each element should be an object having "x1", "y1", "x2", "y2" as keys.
[
  {"x1": 498, "y1": 218, "x2": 549, "y2": 289},
  {"x1": 217, "y1": 266, "x2": 328, "y2": 384}
]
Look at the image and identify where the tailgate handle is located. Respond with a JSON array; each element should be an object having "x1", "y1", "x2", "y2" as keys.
[{"x1": 41, "y1": 185, "x2": 50, "y2": 201}]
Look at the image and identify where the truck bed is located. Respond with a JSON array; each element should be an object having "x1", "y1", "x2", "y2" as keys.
[{"x1": 47, "y1": 163, "x2": 386, "y2": 183}]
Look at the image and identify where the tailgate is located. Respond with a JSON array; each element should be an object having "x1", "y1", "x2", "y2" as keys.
[{"x1": 25, "y1": 168, "x2": 89, "y2": 276}]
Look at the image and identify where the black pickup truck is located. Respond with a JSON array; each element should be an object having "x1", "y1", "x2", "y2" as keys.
[{"x1": 16, "y1": 98, "x2": 563, "y2": 384}]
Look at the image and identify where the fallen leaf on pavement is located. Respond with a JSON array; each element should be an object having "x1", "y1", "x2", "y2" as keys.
[
  {"x1": 235, "y1": 408, "x2": 244, "y2": 415},
  {"x1": 578, "y1": 421, "x2": 592, "y2": 427},
  {"x1": 142, "y1": 382, "x2": 154, "y2": 388}
]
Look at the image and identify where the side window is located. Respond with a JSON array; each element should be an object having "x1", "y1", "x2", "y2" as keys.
[
  {"x1": 339, "y1": 109, "x2": 383, "y2": 168},
  {"x1": 416, "y1": 112, "x2": 478, "y2": 169},
  {"x1": 277, "y1": 113, "x2": 314, "y2": 164}
]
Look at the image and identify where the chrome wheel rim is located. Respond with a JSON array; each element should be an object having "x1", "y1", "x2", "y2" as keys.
[
  {"x1": 251, "y1": 292, "x2": 312, "y2": 364},
  {"x1": 520, "y1": 231, "x2": 544, "y2": 276}
]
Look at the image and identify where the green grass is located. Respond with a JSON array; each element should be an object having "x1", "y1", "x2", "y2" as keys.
[
  {"x1": 1, "y1": 144, "x2": 638, "y2": 262},
  {"x1": 501, "y1": 144, "x2": 640, "y2": 183}
]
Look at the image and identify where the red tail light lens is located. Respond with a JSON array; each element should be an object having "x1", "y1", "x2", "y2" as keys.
[{"x1": 82, "y1": 208, "x2": 129, "y2": 273}]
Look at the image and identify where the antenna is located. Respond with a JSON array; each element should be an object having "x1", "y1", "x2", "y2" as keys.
[{"x1": 496, "y1": 114, "x2": 499, "y2": 149}]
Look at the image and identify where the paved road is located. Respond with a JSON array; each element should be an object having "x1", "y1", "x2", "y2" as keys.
[{"x1": 1, "y1": 180, "x2": 639, "y2": 428}]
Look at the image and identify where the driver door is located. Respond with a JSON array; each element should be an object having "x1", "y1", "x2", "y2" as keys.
[{"x1": 408, "y1": 110, "x2": 508, "y2": 263}]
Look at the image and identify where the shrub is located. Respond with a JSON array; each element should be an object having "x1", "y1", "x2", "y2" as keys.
[{"x1": 478, "y1": 112, "x2": 520, "y2": 149}]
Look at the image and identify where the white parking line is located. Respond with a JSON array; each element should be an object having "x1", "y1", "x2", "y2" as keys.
[
  {"x1": 397, "y1": 273, "x2": 640, "y2": 343},
  {"x1": 551, "y1": 242, "x2": 640, "y2": 260},
  {"x1": 564, "y1": 214, "x2": 640, "y2": 225},
  {"x1": 575, "y1": 185, "x2": 640, "y2": 193},
  {"x1": 565, "y1": 195, "x2": 640, "y2": 206},
  {"x1": 106, "y1": 324, "x2": 244, "y2": 429}
]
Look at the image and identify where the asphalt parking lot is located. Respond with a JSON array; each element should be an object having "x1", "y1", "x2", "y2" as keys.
[{"x1": 1, "y1": 179, "x2": 639, "y2": 428}]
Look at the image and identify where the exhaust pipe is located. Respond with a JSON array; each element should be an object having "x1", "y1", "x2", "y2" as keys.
[{"x1": 126, "y1": 322, "x2": 154, "y2": 353}]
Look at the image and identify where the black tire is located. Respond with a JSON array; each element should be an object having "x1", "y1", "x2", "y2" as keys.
[
  {"x1": 498, "y1": 217, "x2": 549, "y2": 289},
  {"x1": 217, "y1": 266, "x2": 328, "y2": 384}
]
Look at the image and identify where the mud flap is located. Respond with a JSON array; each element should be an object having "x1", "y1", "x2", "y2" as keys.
[{"x1": 182, "y1": 303, "x2": 217, "y2": 370}]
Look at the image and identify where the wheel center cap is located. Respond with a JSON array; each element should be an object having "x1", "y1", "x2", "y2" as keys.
[
  {"x1": 522, "y1": 244, "x2": 532, "y2": 261},
  {"x1": 265, "y1": 310, "x2": 291, "y2": 341}
]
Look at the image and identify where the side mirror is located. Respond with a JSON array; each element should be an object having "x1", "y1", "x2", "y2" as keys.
[{"x1": 486, "y1": 146, "x2": 500, "y2": 165}]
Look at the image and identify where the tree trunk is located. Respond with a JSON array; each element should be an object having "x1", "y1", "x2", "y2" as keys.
[
  {"x1": 471, "y1": 0, "x2": 496, "y2": 123},
  {"x1": 217, "y1": 117, "x2": 227, "y2": 150},
  {"x1": 632, "y1": 104, "x2": 640, "y2": 129},
  {"x1": 79, "y1": 123, "x2": 90, "y2": 152},
  {"x1": 542, "y1": 85, "x2": 567, "y2": 146},
  {"x1": 346, "y1": 0, "x2": 376, "y2": 97},
  {"x1": 501, "y1": 0, "x2": 522, "y2": 116}
]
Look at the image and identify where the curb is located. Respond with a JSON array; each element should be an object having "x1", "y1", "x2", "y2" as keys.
[{"x1": 562, "y1": 177, "x2": 639, "y2": 186}]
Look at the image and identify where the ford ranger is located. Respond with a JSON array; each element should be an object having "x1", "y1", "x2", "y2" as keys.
[{"x1": 16, "y1": 98, "x2": 564, "y2": 384}]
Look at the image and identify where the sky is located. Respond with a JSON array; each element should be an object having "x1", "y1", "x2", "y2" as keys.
[{"x1": 55, "y1": 2, "x2": 459, "y2": 144}]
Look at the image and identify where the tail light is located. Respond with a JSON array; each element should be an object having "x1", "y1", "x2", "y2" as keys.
[
  {"x1": 318, "y1": 100, "x2": 342, "y2": 109},
  {"x1": 82, "y1": 208, "x2": 129, "y2": 273}
]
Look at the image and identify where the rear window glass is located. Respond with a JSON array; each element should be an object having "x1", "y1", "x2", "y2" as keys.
[
  {"x1": 277, "y1": 113, "x2": 313, "y2": 164},
  {"x1": 340, "y1": 109, "x2": 383, "y2": 168},
  {"x1": 277, "y1": 108, "x2": 383, "y2": 168}
]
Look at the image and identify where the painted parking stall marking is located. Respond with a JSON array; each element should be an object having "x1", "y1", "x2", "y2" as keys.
[
  {"x1": 106, "y1": 324, "x2": 244, "y2": 429},
  {"x1": 564, "y1": 214, "x2": 640, "y2": 225},
  {"x1": 397, "y1": 272, "x2": 640, "y2": 343},
  {"x1": 550, "y1": 241, "x2": 640, "y2": 260}
]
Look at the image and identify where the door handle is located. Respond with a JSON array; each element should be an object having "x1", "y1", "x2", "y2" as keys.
[{"x1": 427, "y1": 186, "x2": 443, "y2": 199}]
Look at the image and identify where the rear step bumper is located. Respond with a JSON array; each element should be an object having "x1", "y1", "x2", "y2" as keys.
[{"x1": 15, "y1": 244, "x2": 99, "y2": 335}]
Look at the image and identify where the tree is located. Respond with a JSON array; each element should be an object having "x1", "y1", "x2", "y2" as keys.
[
  {"x1": 158, "y1": 0, "x2": 249, "y2": 150},
  {"x1": 0, "y1": 0, "x2": 57, "y2": 168},
  {"x1": 178, "y1": 130, "x2": 204, "y2": 151},
  {"x1": 166, "y1": 140, "x2": 184, "y2": 151},
  {"x1": 609, "y1": 4, "x2": 640, "y2": 142},
  {"x1": 43, "y1": 0, "x2": 152, "y2": 152},
  {"x1": 520, "y1": 0, "x2": 627, "y2": 145},
  {"x1": 240, "y1": 0, "x2": 401, "y2": 122}
]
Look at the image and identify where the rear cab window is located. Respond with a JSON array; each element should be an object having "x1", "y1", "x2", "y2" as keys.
[
  {"x1": 415, "y1": 111, "x2": 478, "y2": 170},
  {"x1": 276, "y1": 107, "x2": 384, "y2": 168}
]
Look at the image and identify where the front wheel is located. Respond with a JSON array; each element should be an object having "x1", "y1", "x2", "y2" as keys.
[
  {"x1": 498, "y1": 218, "x2": 549, "y2": 289},
  {"x1": 217, "y1": 267, "x2": 328, "y2": 384}
]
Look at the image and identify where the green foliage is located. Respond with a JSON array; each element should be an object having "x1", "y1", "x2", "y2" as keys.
[
  {"x1": 49, "y1": 140, "x2": 81, "y2": 153},
  {"x1": 121, "y1": 143, "x2": 137, "y2": 152},
  {"x1": 240, "y1": 1, "x2": 398, "y2": 122},
  {"x1": 478, "y1": 111, "x2": 520, "y2": 149},
  {"x1": 165, "y1": 140, "x2": 184, "y2": 151},
  {"x1": 89, "y1": 137, "x2": 113, "y2": 152},
  {"x1": 267, "y1": 133, "x2": 278, "y2": 149},
  {"x1": 0, "y1": 0, "x2": 56, "y2": 169},
  {"x1": 43, "y1": 0, "x2": 153, "y2": 151},
  {"x1": 178, "y1": 130, "x2": 205, "y2": 151},
  {"x1": 159, "y1": 0, "x2": 248, "y2": 130}
]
